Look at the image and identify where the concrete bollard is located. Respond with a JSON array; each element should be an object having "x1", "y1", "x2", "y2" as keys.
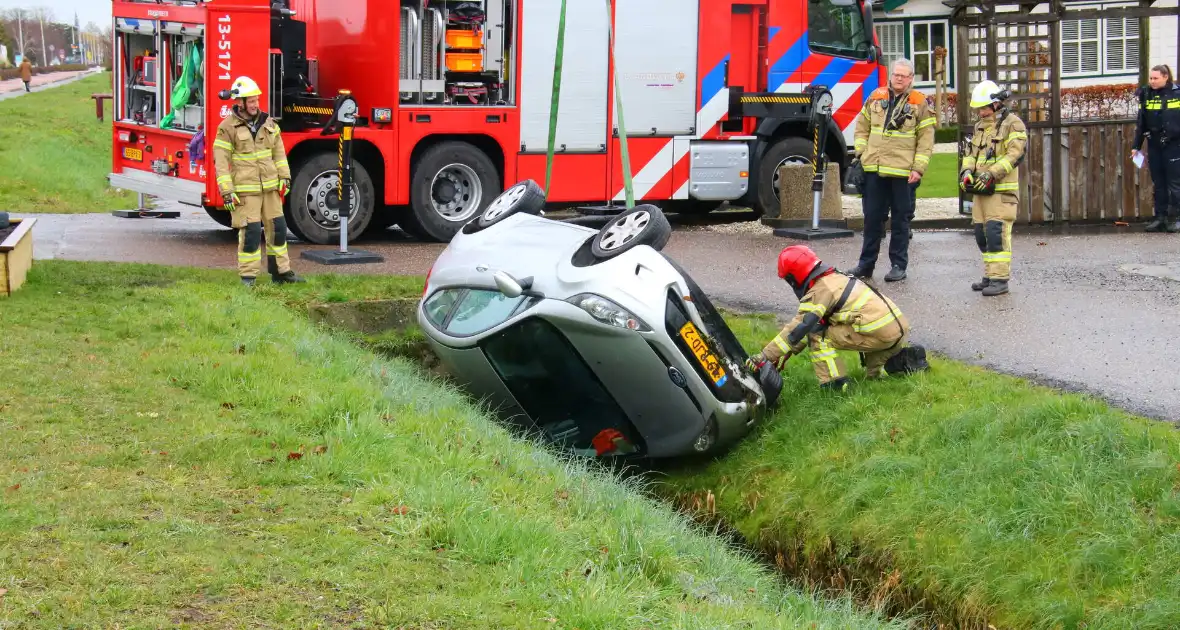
[{"x1": 760, "y1": 162, "x2": 846, "y2": 230}]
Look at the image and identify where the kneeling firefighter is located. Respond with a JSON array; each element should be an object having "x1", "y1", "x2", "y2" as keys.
[
  {"x1": 745, "y1": 245, "x2": 929, "y2": 391},
  {"x1": 213, "y1": 76, "x2": 305, "y2": 286},
  {"x1": 959, "y1": 79, "x2": 1027, "y2": 296}
]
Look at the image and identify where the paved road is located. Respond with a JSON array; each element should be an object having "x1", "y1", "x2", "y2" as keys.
[
  {"x1": 0, "y1": 69, "x2": 100, "y2": 102},
  {"x1": 20, "y1": 209, "x2": 1180, "y2": 423}
]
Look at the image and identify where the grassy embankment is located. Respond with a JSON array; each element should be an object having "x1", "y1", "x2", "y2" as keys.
[
  {"x1": 0, "y1": 260, "x2": 904, "y2": 629},
  {"x1": 0, "y1": 72, "x2": 135, "y2": 214}
]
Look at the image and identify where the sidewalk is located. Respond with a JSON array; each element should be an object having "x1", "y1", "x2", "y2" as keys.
[{"x1": 0, "y1": 68, "x2": 102, "y2": 98}]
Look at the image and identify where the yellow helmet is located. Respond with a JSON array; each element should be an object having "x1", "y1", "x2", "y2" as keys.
[
  {"x1": 229, "y1": 76, "x2": 262, "y2": 99},
  {"x1": 969, "y1": 79, "x2": 1002, "y2": 108}
]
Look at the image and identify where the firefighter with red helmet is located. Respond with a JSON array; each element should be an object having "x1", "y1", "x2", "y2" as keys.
[
  {"x1": 745, "y1": 245, "x2": 928, "y2": 390},
  {"x1": 213, "y1": 76, "x2": 304, "y2": 286}
]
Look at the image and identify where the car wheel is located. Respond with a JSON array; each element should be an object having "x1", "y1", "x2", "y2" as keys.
[
  {"x1": 287, "y1": 152, "x2": 376, "y2": 245},
  {"x1": 754, "y1": 136, "x2": 815, "y2": 218},
  {"x1": 403, "y1": 141, "x2": 502, "y2": 242},
  {"x1": 463, "y1": 178, "x2": 546, "y2": 234},
  {"x1": 203, "y1": 204, "x2": 234, "y2": 229},
  {"x1": 590, "y1": 204, "x2": 672, "y2": 259}
]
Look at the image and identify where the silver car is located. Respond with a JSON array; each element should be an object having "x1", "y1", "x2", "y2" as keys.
[{"x1": 417, "y1": 179, "x2": 783, "y2": 460}]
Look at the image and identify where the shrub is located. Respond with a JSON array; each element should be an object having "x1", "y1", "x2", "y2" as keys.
[
  {"x1": 932, "y1": 83, "x2": 1138, "y2": 126},
  {"x1": 0, "y1": 63, "x2": 93, "y2": 81}
]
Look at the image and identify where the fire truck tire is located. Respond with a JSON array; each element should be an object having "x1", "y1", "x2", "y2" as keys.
[
  {"x1": 203, "y1": 205, "x2": 235, "y2": 229},
  {"x1": 287, "y1": 152, "x2": 376, "y2": 245},
  {"x1": 754, "y1": 136, "x2": 815, "y2": 217},
  {"x1": 463, "y1": 178, "x2": 546, "y2": 234},
  {"x1": 406, "y1": 141, "x2": 502, "y2": 242},
  {"x1": 590, "y1": 204, "x2": 672, "y2": 260}
]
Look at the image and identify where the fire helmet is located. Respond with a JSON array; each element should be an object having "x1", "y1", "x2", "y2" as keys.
[
  {"x1": 970, "y1": 79, "x2": 1003, "y2": 109},
  {"x1": 777, "y1": 245, "x2": 823, "y2": 290},
  {"x1": 229, "y1": 76, "x2": 263, "y2": 99}
]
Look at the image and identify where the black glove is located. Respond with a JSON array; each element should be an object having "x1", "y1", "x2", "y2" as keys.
[
  {"x1": 959, "y1": 170, "x2": 974, "y2": 192},
  {"x1": 972, "y1": 171, "x2": 996, "y2": 194}
]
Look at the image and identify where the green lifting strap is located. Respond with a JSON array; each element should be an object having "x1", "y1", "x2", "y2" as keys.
[{"x1": 544, "y1": 0, "x2": 635, "y2": 209}]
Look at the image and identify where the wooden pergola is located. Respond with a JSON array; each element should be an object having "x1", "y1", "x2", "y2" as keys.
[{"x1": 945, "y1": 0, "x2": 1180, "y2": 224}]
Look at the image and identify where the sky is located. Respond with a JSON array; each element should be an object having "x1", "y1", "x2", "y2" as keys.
[{"x1": 0, "y1": 0, "x2": 111, "y2": 28}]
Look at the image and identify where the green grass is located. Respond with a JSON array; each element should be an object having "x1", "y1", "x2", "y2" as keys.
[
  {"x1": 652, "y1": 312, "x2": 1180, "y2": 629},
  {"x1": 0, "y1": 72, "x2": 135, "y2": 214},
  {"x1": 916, "y1": 153, "x2": 958, "y2": 199},
  {"x1": 0, "y1": 260, "x2": 905, "y2": 629}
]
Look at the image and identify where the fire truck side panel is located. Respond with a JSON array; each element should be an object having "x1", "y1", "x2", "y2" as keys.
[
  {"x1": 517, "y1": 0, "x2": 610, "y2": 154},
  {"x1": 610, "y1": 0, "x2": 699, "y2": 137},
  {"x1": 392, "y1": 108, "x2": 522, "y2": 206},
  {"x1": 295, "y1": 1, "x2": 402, "y2": 120}
]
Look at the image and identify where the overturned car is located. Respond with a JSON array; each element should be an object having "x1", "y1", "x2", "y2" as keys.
[{"x1": 417, "y1": 179, "x2": 782, "y2": 460}]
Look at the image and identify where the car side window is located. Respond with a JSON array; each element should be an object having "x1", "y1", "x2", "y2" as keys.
[
  {"x1": 424, "y1": 289, "x2": 463, "y2": 328},
  {"x1": 445, "y1": 289, "x2": 529, "y2": 336}
]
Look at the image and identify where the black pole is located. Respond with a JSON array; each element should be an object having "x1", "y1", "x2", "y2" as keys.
[{"x1": 774, "y1": 84, "x2": 854, "y2": 241}]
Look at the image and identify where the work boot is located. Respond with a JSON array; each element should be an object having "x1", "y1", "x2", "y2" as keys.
[
  {"x1": 848, "y1": 264, "x2": 873, "y2": 278},
  {"x1": 1167, "y1": 211, "x2": 1180, "y2": 233},
  {"x1": 820, "y1": 376, "x2": 852, "y2": 392},
  {"x1": 971, "y1": 276, "x2": 991, "y2": 291},
  {"x1": 982, "y1": 279, "x2": 1009, "y2": 296},
  {"x1": 271, "y1": 270, "x2": 306, "y2": 284},
  {"x1": 884, "y1": 265, "x2": 907, "y2": 282},
  {"x1": 1146, "y1": 216, "x2": 1167, "y2": 232},
  {"x1": 241, "y1": 277, "x2": 256, "y2": 287}
]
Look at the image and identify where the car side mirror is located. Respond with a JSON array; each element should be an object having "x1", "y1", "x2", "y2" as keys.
[{"x1": 494, "y1": 270, "x2": 524, "y2": 298}]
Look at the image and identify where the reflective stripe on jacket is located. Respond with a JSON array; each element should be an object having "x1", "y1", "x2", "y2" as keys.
[
  {"x1": 961, "y1": 112, "x2": 1028, "y2": 198},
  {"x1": 213, "y1": 107, "x2": 291, "y2": 196},
  {"x1": 853, "y1": 87, "x2": 937, "y2": 177}
]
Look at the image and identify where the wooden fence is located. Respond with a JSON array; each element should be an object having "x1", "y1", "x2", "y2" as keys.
[{"x1": 1009, "y1": 120, "x2": 1154, "y2": 223}]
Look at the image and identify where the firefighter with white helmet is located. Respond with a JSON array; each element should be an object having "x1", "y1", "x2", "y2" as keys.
[
  {"x1": 959, "y1": 79, "x2": 1028, "y2": 296},
  {"x1": 213, "y1": 76, "x2": 304, "y2": 286}
]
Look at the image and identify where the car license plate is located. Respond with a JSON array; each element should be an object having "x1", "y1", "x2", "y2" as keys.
[
  {"x1": 679, "y1": 321, "x2": 728, "y2": 386},
  {"x1": 123, "y1": 147, "x2": 143, "y2": 162}
]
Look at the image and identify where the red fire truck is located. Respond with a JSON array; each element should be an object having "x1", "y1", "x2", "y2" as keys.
[{"x1": 108, "y1": 0, "x2": 885, "y2": 244}]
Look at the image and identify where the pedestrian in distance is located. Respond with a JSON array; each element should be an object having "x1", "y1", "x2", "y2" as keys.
[
  {"x1": 19, "y1": 57, "x2": 33, "y2": 93},
  {"x1": 1130, "y1": 64, "x2": 1180, "y2": 233},
  {"x1": 959, "y1": 79, "x2": 1027, "y2": 296},
  {"x1": 745, "y1": 245, "x2": 929, "y2": 392},
  {"x1": 848, "y1": 58, "x2": 937, "y2": 283},
  {"x1": 213, "y1": 76, "x2": 305, "y2": 287}
]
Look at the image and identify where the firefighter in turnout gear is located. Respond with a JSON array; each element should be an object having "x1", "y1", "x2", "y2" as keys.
[
  {"x1": 745, "y1": 246, "x2": 929, "y2": 391},
  {"x1": 1130, "y1": 64, "x2": 1180, "y2": 233},
  {"x1": 960, "y1": 79, "x2": 1027, "y2": 296},
  {"x1": 849, "y1": 58, "x2": 937, "y2": 283},
  {"x1": 213, "y1": 76, "x2": 304, "y2": 286}
]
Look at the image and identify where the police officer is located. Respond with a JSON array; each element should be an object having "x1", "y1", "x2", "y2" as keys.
[
  {"x1": 745, "y1": 245, "x2": 929, "y2": 392},
  {"x1": 959, "y1": 79, "x2": 1027, "y2": 296},
  {"x1": 213, "y1": 76, "x2": 304, "y2": 286},
  {"x1": 1131, "y1": 64, "x2": 1180, "y2": 233},
  {"x1": 849, "y1": 58, "x2": 937, "y2": 283}
]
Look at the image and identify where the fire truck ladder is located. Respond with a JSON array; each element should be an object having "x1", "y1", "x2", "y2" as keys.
[{"x1": 544, "y1": 0, "x2": 635, "y2": 210}]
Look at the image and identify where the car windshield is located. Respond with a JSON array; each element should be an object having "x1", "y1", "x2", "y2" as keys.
[
  {"x1": 423, "y1": 288, "x2": 530, "y2": 336},
  {"x1": 808, "y1": 0, "x2": 870, "y2": 59},
  {"x1": 481, "y1": 317, "x2": 643, "y2": 457}
]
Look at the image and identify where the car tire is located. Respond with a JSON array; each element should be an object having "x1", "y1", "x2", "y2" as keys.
[
  {"x1": 590, "y1": 204, "x2": 672, "y2": 260},
  {"x1": 287, "y1": 152, "x2": 376, "y2": 245},
  {"x1": 203, "y1": 205, "x2": 234, "y2": 229},
  {"x1": 463, "y1": 178, "x2": 546, "y2": 234},
  {"x1": 754, "y1": 136, "x2": 815, "y2": 218},
  {"x1": 402, "y1": 141, "x2": 501, "y2": 242}
]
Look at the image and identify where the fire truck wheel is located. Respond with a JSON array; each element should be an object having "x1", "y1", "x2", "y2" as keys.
[
  {"x1": 406, "y1": 141, "x2": 501, "y2": 242},
  {"x1": 288, "y1": 152, "x2": 376, "y2": 245},
  {"x1": 754, "y1": 136, "x2": 815, "y2": 217},
  {"x1": 590, "y1": 204, "x2": 672, "y2": 260},
  {"x1": 203, "y1": 205, "x2": 234, "y2": 229},
  {"x1": 464, "y1": 178, "x2": 546, "y2": 234}
]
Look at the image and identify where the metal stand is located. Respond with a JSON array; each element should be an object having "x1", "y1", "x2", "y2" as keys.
[
  {"x1": 301, "y1": 90, "x2": 384, "y2": 266},
  {"x1": 775, "y1": 84, "x2": 854, "y2": 241},
  {"x1": 112, "y1": 193, "x2": 180, "y2": 219}
]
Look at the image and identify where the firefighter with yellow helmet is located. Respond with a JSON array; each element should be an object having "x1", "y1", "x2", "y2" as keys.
[
  {"x1": 959, "y1": 79, "x2": 1027, "y2": 296},
  {"x1": 213, "y1": 76, "x2": 304, "y2": 286}
]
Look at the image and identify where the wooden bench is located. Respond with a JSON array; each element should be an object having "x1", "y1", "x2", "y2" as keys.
[{"x1": 91, "y1": 93, "x2": 113, "y2": 122}]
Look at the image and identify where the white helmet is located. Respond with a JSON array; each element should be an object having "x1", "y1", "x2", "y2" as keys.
[
  {"x1": 970, "y1": 79, "x2": 1003, "y2": 108},
  {"x1": 229, "y1": 76, "x2": 262, "y2": 99}
]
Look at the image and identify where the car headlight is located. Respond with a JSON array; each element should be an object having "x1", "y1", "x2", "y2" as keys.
[{"x1": 567, "y1": 293, "x2": 651, "y2": 332}]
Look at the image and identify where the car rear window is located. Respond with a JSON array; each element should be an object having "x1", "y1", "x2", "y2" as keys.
[{"x1": 423, "y1": 288, "x2": 531, "y2": 336}]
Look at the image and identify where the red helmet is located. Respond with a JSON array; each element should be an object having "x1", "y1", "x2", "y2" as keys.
[{"x1": 777, "y1": 245, "x2": 822, "y2": 287}]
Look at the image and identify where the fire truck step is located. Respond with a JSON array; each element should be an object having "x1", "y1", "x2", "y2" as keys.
[{"x1": 111, "y1": 210, "x2": 182, "y2": 219}]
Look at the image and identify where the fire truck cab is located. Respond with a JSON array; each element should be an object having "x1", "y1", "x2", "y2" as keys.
[{"x1": 108, "y1": 0, "x2": 884, "y2": 244}]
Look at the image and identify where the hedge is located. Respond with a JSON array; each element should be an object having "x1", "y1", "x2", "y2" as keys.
[
  {"x1": 1, "y1": 64, "x2": 94, "y2": 82},
  {"x1": 931, "y1": 84, "x2": 1139, "y2": 126}
]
